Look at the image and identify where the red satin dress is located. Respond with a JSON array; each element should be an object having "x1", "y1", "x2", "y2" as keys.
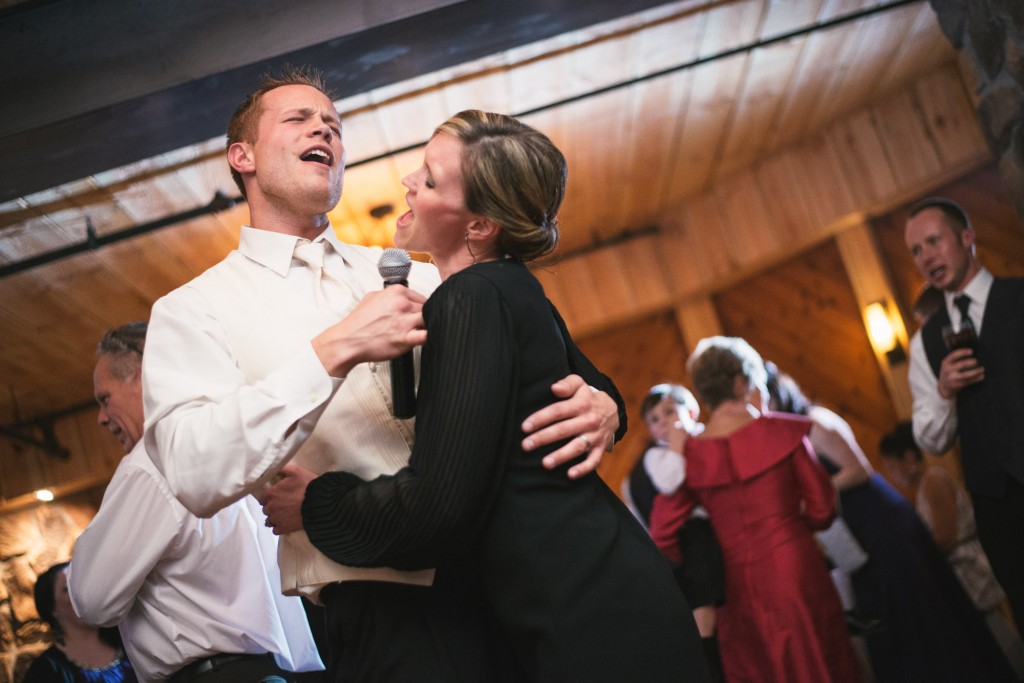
[{"x1": 650, "y1": 413, "x2": 860, "y2": 683}]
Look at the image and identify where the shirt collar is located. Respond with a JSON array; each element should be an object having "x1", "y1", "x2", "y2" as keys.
[
  {"x1": 942, "y1": 266, "x2": 991, "y2": 309},
  {"x1": 238, "y1": 225, "x2": 345, "y2": 277}
]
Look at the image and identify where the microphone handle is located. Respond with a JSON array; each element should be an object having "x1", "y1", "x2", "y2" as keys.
[
  {"x1": 391, "y1": 352, "x2": 416, "y2": 418},
  {"x1": 383, "y1": 278, "x2": 416, "y2": 418}
]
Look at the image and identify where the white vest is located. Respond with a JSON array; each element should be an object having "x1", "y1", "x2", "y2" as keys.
[{"x1": 191, "y1": 241, "x2": 438, "y2": 599}]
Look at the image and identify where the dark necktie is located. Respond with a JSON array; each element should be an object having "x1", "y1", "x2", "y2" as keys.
[{"x1": 953, "y1": 293, "x2": 974, "y2": 333}]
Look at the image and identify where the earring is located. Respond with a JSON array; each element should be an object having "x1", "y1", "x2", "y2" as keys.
[{"x1": 465, "y1": 233, "x2": 478, "y2": 264}]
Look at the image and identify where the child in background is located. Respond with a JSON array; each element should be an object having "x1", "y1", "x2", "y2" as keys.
[{"x1": 626, "y1": 384, "x2": 727, "y2": 682}]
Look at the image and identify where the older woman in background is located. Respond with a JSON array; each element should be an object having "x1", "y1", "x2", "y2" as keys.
[
  {"x1": 24, "y1": 562, "x2": 137, "y2": 683},
  {"x1": 649, "y1": 336, "x2": 859, "y2": 683}
]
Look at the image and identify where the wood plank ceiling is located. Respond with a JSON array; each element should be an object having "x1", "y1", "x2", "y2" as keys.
[{"x1": 0, "y1": 0, "x2": 956, "y2": 433}]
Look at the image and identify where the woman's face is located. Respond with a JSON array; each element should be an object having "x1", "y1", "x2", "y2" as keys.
[
  {"x1": 395, "y1": 133, "x2": 477, "y2": 260},
  {"x1": 51, "y1": 567, "x2": 80, "y2": 629}
]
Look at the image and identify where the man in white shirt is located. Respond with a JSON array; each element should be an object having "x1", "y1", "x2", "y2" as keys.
[
  {"x1": 68, "y1": 322, "x2": 324, "y2": 682},
  {"x1": 142, "y1": 67, "x2": 621, "y2": 682},
  {"x1": 904, "y1": 196, "x2": 1024, "y2": 628}
]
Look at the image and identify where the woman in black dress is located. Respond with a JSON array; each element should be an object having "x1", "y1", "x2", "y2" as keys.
[{"x1": 298, "y1": 110, "x2": 710, "y2": 682}]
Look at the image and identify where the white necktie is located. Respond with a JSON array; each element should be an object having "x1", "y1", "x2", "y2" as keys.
[{"x1": 293, "y1": 239, "x2": 354, "y2": 313}]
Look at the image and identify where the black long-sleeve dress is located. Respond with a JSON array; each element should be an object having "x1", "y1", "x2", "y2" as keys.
[{"x1": 303, "y1": 259, "x2": 709, "y2": 683}]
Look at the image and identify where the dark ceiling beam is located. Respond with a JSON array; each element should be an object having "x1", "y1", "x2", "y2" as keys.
[{"x1": 0, "y1": 0, "x2": 676, "y2": 204}]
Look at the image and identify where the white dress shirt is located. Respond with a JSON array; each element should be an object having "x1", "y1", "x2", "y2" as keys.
[
  {"x1": 143, "y1": 226, "x2": 441, "y2": 599},
  {"x1": 68, "y1": 444, "x2": 323, "y2": 681},
  {"x1": 908, "y1": 267, "x2": 994, "y2": 454}
]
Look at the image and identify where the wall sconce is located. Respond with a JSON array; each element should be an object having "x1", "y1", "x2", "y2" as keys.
[
  {"x1": 864, "y1": 300, "x2": 906, "y2": 365},
  {"x1": 35, "y1": 488, "x2": 54, "y2": 502}
]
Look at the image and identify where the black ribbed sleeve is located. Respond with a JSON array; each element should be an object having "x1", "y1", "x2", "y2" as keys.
[{"x1": 302, "y1": 268, "x2": 520, "y2": 569}]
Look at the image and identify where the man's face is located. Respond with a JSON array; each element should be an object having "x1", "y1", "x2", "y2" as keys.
[
  {"x1": 239, "y1": 84, "x2": 346, "y2": 216},
  {"x1": 93, "y1": 354, "x2": 144, "y2": 453},
  {"x1": 904, "y1": 207, "x2": 977, "y2": 293}
]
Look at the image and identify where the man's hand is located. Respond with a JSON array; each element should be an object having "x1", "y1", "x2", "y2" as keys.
[
  {"x1": 937, "y1": 348, "x2": 984, "y2": 399},
  {"x1": 255, "y1": 463, "x2": 318, "y2": 535},
  {"x1": 521, "y1": 374, "x2": 619, "y2": 479},
  {"x1": 313, "y1": 287, "x2": 428, "y2": 377}
]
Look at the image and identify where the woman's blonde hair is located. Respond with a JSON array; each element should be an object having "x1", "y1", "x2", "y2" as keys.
[{"x1": 434, "y1": 110, "x2": 565, "y2": 262}]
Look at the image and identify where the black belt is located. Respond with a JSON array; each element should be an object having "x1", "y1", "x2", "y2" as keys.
[{"x1": 168, "y1": 653, "x2": 273, "y2": 683}]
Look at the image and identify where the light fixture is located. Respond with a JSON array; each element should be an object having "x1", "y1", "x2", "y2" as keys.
[
  {"x1": 35, "y1": 488, "x2": 55, "y2": 502},
  {"x1": 864, "y1": 300, "x2": 906, "y2": 365}
]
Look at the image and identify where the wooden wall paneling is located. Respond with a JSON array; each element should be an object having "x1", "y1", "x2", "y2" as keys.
[
  {"x1": 810, "y1": 5, "x2": 917, "y2": 131},
  {"x1": 667, "y1": 53, "x2": 748, "y2": 198},
  {"x1": 148, "y1": 210, "x2": 243, "y2": 277},
  {"x1": 373, "y1": 73, "x2": 449, "y2": 150},
  {"x1": 43, "y1": 416, "x2": 96, "y2": 487},
  {"x1": 826, "y1": 108, "x2": 900, "y2": 210},
  {"x1": 505, "y1": 33, "x2": 578, "y2": 114},
  {"x1": 165, "y1": 142, "x2": 238, "y2": 201},
  {"x1": 674, "y1": 295, "x2": 722, "y2": 352},
  {"x1": 336, "y1": 96, "x2": 392, "y2": 161},
  {"x1": 660, "y1": 193, "x2": 737, "y2": 297},
  {"x1": 0, "y1": 207, "x2": 82, "y2": 265},
  {"x1": 755, "y1": 149, "x2": 820, "y2": 245},
  {"x1": 43, "y1": 251, "x2": 153, "y2": 328},
  {"x1": 626, "y1": 71, "x2": 694, "y2": 231},
  {"x1": 0, "y1": 435, "x2": 47, "y2": 501},
  {"x1": 714, "y1": 169, "x2": 781, "y2": 266},
  {"x1": 764, "y1": 0, "x2": 865, "y2": 153},
  {"x1": 634, "y1": 4, "x2": 705, "y2": 75},
  {"x1": 871, "y1": 88, "x2": 944, "y2": 188},
  {"x1": 627, "y1": 7, "x2": 704, "y2": 226},
  {"x1": 699, "y1": 0, "x2": 764, "y2": 56},
  {"x1": 563, "y1": 92, "x2": 633, "y2": 241},
  {"x1": 787, "y1": 133, "x2": 858, "y2": 231},
  {"x1": 439, "y1": 62, "x2": 511, "y2": 116},
  {"x1": 576, "y1": 243, "x2": 642, "y2": 326},
  {"x1": 716, "y1": 34, "x2": 809, "y2": 179},
  {"x1": 912, "y1": 65, "x2": 990, "y2": 169},
  {"x1": 93, "y1": 233, "x2": 195, "y2": 304},
  {"x1": 835, "y1": 222, "x2": 912, "y2": 420},
  {"x1": 615, "y1": 234, "x2": 675, "y2": 314},
  {"x1": 872, "y1": 4, "x2": 956, "y2": 97}
]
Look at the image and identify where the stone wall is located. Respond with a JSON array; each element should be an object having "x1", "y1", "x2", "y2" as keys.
[
  {"x1": 0, "y1": 492, "x2": 102, "y2": 683},
  {"x1": 930, "y1": 0, "x2": 1024, "y2": 225}
]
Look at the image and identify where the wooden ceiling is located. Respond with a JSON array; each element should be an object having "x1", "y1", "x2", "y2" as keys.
[{"x1": 0, "y1": 0, "x2": 958, "y2": 433}]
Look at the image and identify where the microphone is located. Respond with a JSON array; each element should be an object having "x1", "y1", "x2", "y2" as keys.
[{"x1": 378, "y1": 248, "x2": 416, "y2": 418}]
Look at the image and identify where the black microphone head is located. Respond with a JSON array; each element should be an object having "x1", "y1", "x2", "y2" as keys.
[{"x1": 378, "y1": 247, "x2": 412, "y2": 283}]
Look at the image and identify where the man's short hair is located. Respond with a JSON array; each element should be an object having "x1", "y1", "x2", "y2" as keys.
[
  {"x1": 97, "y1": 321, "x2": 147, "y2": 382},
  {"x1": 907, "y1": 197, "x2": 972, "y2": 234}
]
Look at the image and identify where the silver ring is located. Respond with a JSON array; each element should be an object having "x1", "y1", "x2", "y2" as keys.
[{"x1": 578, "y1": 435, "x2": 592, "y2": 451}]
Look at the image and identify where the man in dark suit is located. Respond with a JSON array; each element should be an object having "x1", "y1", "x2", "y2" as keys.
[{"x1": 904, "y1": 197, "x2": 1024, "y2": 627}]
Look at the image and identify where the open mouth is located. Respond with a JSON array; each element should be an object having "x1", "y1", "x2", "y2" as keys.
[{"x1": 301, "y1": 148, "x2": 332, "y2": 166}]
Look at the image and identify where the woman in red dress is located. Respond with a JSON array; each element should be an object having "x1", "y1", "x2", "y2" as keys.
[{"x1": 650, "y1": 336, "x2": 860, "y2": 683}]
